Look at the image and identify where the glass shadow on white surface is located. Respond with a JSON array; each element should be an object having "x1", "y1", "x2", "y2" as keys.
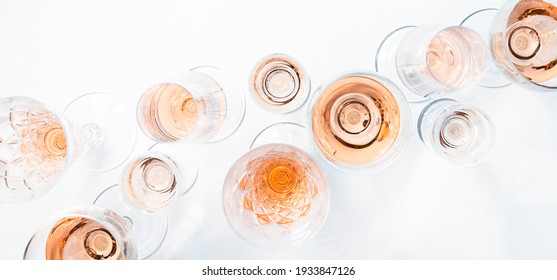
[
  {"x1": 94, "y1": 143, "x2": 198, "y2": 259},
  {"x1": 223, "y1": 123, "x2": 330, "y2": 250},
  {"x1": 23, "y1": 205, "x2": 137, "y2": 260},
  {"x1": 137, "y1": 66, "x2": 246, "y2": 144},
  {"x1": 375, "y1": 25, "x2": 487, "y2": 102},
  {"x1": 0, "y1": 94, "x2": 136, "y2": 203}
]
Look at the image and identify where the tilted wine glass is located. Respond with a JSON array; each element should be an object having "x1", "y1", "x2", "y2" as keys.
[
  {"x1": 375, "y1": 25, "x2": 488, "y2": 102},
  {"x1": 308, "y1": 71, "x2": 410, "y2": 173},
  {"x1": 223, "y1": 122, "x2": 330, "y2": 250},
  {"x1": 93, "y1": 143, "x2": 198, "y2": 259},
  {"x1": 249, "y1": 53, "x2": 311, "y2": 113},
  {"x1": 418, "y1": 98, "x2": 494, "y2": 164},
  {"x1": 0, "y1": 94, "x2": 136, "y2": 203},
  {"x1": 137, "y1": 66, "x2": 245, "y2": 144},
  {"x1": 23, "y1": 205, "x2": 137, "y2": 260}
]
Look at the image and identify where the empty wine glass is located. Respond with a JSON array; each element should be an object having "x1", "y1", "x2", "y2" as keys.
[
  {"x1": 249, "y1": 53, "x2": 310, "y2": 113},
  {"x1": 308, "y1": 71, "x2": 410, "y2": 173},
  {"x1": 418, "y1": 98, "x2": 494, "y2": 164},
  {"x1": 23, "y1": 205, "x2": 137, "y2": 260},
  {"x1": 93, "y1": 143, "x2": 198, "y2": 259},
  {"x1": 375, "y1": 25, "x2": 488, "y2": 101},
  {"x1": 489, "y1": 0, "x2": 557, "y2": 90},
  {"x1": 0, "y1": 94, "x2": 136, "y2": 203},
  {"x1": 137, "y1": 66, "x2": 245, "y2": 144},
  {"x1": 223, "y1": 122, "x2": 329, "y2": 250}
]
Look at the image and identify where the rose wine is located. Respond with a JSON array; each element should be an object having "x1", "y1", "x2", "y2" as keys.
[
  {"x1": 427, "y1": 26, "x2": 486, "y2": 87},
  {"x1": 239, "y1": 146, "x2": 318, "y2": 227},
  {"x1": 123, "y1": 155, "x2": 178, "y2": 211},
  {"x1": 311, "y1": 75, "x2": 401, "y2": 165},
  {"x1": 503, "y1": 1, "x2": 557, "y2": 83},
  {"x1": 251, "y1": 56, "x2": 305, "y2": 109},
  {"x1": 45, "y1": 216, "x2": 124, "y2": 260}
]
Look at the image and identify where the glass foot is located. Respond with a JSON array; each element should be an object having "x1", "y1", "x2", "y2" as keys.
[
  {"x1": 63, "y1": 92, "x2": 136, "y2": 172},
  {"x1": 375, "y1": 25, "x2": 429, "y2": 103},
  {"x1": 460, "y1": 8, "x2": 512, "y2": 88},
  {"x1": 93, "y1": 185, "x2": 167, "y2": 259},
  {"x1": 190, "y1": 66, "x2": 246, "y2": 143}
]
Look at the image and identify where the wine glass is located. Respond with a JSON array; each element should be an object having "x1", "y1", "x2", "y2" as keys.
[
  {"x1": 375, "y1": 25, "x2": 488, "y2": 102},
  {"x1": 137, "y1": 66, "x2": 245, "y2": 144},
  {"x1": 489, "y1": 0, "x2": 557, "y2": 90},
  {"x1": 0, "y1": 94, "x2": 136, "y2": 203},
  {"x1": 418, "y1": 98, "x2": 494, "y2": 164},
  {"x1": 23, "y1": 205, "x2": 137, "y2": 260},
  {"x1": 249, "y1": 53, "x2": 311, "y2": 113},
  {"x1": 223, "y1": 122, "x2": 330, "y2": 250},
  {"x1": 308, "y1": 71, "x2": 410, "y2": 173},
  {"x1": 93, "y1": 143, "x2": 198, "y2": 259}
]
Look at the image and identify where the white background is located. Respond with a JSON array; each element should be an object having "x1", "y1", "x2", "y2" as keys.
[{"x1": 2, "y1": 0, "x2": 557, "y2": 260}]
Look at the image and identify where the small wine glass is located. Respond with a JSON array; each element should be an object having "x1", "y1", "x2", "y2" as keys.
[
  {"x1": 418, "y1": 98, "x2": 494, "y2": 164},
  {"x1": 23, "y1": 205, "x2": 137, "y2": 260},
  {"x1": 489, "y1": 0, "x2": 557, "y2": 90},
  {"x1": 223, "y1": 122, "x2": 330, "y2": 250},
  {"x1": 375, "y1": 25, "x2": 488, "y2": 102},
  {"x1": 0, "y1": 94, "x2": 136, "y2": 203},
  {"x1": 307, "y1": 71, "x2": 410, "y2": 173},
  {"x1": 249, "y1": 53, "x2": 311, "y2": 113},
  {"x1": 93, "y1": 143, "x2": 198, "y2": 259},
  {"x1": 137, "y1": 66, "x2": 245, "y2": 144}
]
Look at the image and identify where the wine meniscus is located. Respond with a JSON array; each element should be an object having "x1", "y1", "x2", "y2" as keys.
[{"x1": 45, "y1": 216, "x2": 124, "y2": 260}]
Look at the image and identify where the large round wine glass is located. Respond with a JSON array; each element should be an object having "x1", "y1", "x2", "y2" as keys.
[
  {"x1": 0, "y1": 94, "x2": 135, "y2": 203},
  {"x1": 23, "y1": 205, "x2": 137, "y2": 260},
  {"x1": 308, "y1": 72, "x2": 410, "y2": 173}
]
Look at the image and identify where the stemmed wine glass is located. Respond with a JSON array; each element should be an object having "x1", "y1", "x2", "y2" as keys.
[
  {"x1": 137, "y1": 66, "x2": 245, "y2": 144},
  {"x1": 93, "y1": 143, "x2": 198, "y2": 259},
  {"x1": 308, "y1": 71, "x2": 410, "y2": 173},
  {"x1": 489, "y1": 0, "x2": 557, "y2": 90},
  {"x1": 375, "y1": 25, "x2": 488, "y2": 102},
  {"x1": 249, "y1": 53, "x2": 311, "y2": 113},
  {"x1": 23, "y1": 205, "x2": 137, "y2": 260},
  {"x1": 223, "y1": 122, "x2": 330, "y2": 250},
  {"x1": 418, "y1": 98, "x2": 494, "y2": 164},
  {"x1": 0, "y1": 93, "x2": 136, "y2": 203}
]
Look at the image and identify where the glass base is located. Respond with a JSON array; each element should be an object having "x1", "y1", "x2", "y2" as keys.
[
  {"x1": 460, "y1": 8, "x2": 512, "y2": 88},
  {"x1": 190, "y1": 66, "x2": 246, "y2": 143},
  {"x1": 375, "y1": 25, "x2": 430, "y2": 103},
  {"x1": 93, "y1": 185, "x2": 167, "y2": 259},
  {"x1": 63, "y1": 93, "x2": 136, "y2": 172}
]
